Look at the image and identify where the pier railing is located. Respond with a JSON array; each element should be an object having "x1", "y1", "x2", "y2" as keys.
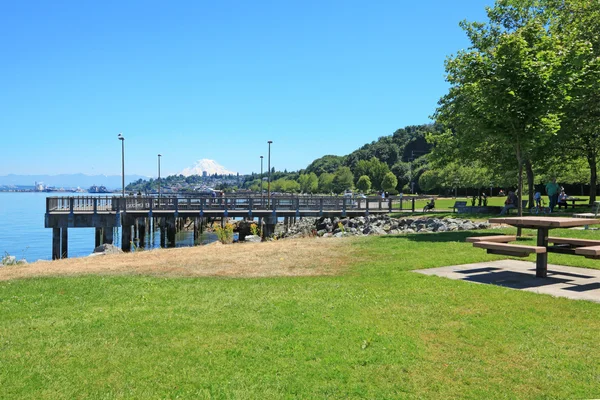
[{"x1": 46, "y1": 194, "x2": 429, "y2": 214}]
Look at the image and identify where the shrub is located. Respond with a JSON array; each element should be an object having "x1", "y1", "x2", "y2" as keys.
[{"x1": 214, "y1": 223, "x2": 234, "y2": 244}]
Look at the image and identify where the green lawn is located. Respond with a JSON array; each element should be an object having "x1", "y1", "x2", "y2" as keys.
[{"x1": 1, "y1": 229, "x2": 600, "y2": 399}]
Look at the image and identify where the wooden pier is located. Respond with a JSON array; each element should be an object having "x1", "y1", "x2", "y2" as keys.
[{"x1": 44, "y1": 194, "x2": 411, "y2": 259}]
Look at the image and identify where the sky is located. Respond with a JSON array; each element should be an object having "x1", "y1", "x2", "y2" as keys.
[{"x1": 0, "y1": 0, "x2": 492, "y2": 177}]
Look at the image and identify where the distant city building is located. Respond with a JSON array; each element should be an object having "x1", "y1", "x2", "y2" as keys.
[{"x1": 202, "y1": 171, "x2": 208, "y2": 177}]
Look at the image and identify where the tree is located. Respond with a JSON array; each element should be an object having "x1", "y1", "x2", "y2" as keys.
[
  {"x1": 354, "y1": 157, "x2": 390, "y2": 191},
  {"x1": 435, "y1": 1, "x2": 565, "y2": 215},
  {"x1": 305, "y1": 155, "x2": 346, "y2": 176},
  {"x1": 549, "y1": 0, "x2": 600, "y2": 202},
  {"x1": 318, "y1": 173, "x2": 335, "y2": 193},
  {"x1": 381, "y1": 172, "x2": 398, "y2": 193},
  {"x1": 418, "y1": 170, "x2": 440, "y2": 193},
  {"x1": 356, "y1": 175, "x2": 372, "y2": 193},
  {"x1": 298, "y1": 173, "x2": 318, "y2": 193},
  {"x1": 332, "y1": 167, "x2": 354, "y2": 193}
]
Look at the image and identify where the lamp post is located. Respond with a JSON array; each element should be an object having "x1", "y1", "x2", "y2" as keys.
[
  {"x1": 267, "y1": 140, "x2": 273, "y2": 209},
  {"x1": 260, "y1": 155, "x2": 264, "y2": 204},
  {"x1": 158, "y1": 154, "x2": 162, "y2": 197},
  {"x1": 118, "y1": 133, "x2": 125, "y2": 197}
]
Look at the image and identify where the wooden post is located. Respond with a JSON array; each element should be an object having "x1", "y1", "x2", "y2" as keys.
[
  {"x1": 536, "y1": 228, "x2": 548, "y2": 278},
  {"x1": 95, "y1": 227, "x2": 102, "y2": 248},
  {"x1": 167, "y1": 217, "x2": 176, "y2": 248},
  {"x1": 52, "y1": 228, "x2": 60, "y2": 260},
  {"x1": 61, "y1": 228, "x2": 68, "y2": 259},
  {"x1": 103, "y1": 227, "x2": 113, "y2": 244},
  {"x1": 121, "y1": 216, "x2": 132, "y2": 252},
  {"x1": 138, "y1": 218, "x2": 146, "y2": 248},
  {"x1": 159, "y1": 217, "x2": 167, "y2": 248}
]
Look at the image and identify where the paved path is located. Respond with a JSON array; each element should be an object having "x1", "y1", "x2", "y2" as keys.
[{"x1": 415, "y1": 260, "x2": 600, "y2": 303}]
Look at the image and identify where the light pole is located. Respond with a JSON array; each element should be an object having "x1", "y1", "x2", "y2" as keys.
[
  {"x1": 118, "y1": 133, "x2": 125, "y2": 197},
  {"x1": 158, "y1": 154, "x2": 162, "y2": 197},
  {"x1": 267, "y1": 140, "x2": 273, "y2": 208},
  {"x1": 260, "y1": 155, "x2": 264, "y2": 203}
]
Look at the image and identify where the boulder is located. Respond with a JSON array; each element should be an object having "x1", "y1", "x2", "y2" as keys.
[
  {"x1": 245, "y1": 235, "x2": 262, "y2": 243},
  {"x1": 92, "y1": 244, "x2": 124, "y2": 255}
]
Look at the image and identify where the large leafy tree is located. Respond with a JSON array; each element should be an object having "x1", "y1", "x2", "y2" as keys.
[
  {"x1": 354, "y1": 157, "x2": 391, "y2": 191},
  {"x1": 435, "y1": 0, "x2": 565, "y2": 214},
  {"x1": 548, "y1": 0, "x2": 600, "y2": 202},
  {"x1": 332, "y1": 167, "x2": 354, "y2": 193},
  {"x1": 298, "y1": 173, "x2": 318, "y2": 194}
]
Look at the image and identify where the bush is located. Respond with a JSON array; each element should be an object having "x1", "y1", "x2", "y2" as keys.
[{"x1": 214, "y1": 223, "x2": 234, "y2": 244}]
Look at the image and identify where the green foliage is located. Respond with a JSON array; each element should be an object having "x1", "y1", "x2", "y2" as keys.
[
  {"x1": 332, "y1": 166, "x2": 354, "y2": 193},
  {"x1": 270, "y1": 178, "x2": 301, "y2": 193},
  {"x1": 305, "y1": 155, "x2": 346, "y2": 176},
  {"x1": 354, "y1": 157, "x2": 390, "y2": 191},
  {"x1": 213, "y1": 223, "x2": 234, "y2": 244},
  {"x1": 356, "y1": 175, "x2": 372, "y2": 193},
  {"x1": 381, "y1": 172, "x2": 398, "y2": 193},
  {"x1": 318, "y1": 172, "x2": 335, "y2": 193},
  {"x1": 249, "y1": 223, "x2": 260, "y2": 237},
  {"x1": 298, "y1": 173, "x2": 319, "y2": 194}
]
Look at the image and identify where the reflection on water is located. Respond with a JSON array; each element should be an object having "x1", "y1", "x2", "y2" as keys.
[{"x1": 0, "y1": 193, "x2": 219, "y2": 262}]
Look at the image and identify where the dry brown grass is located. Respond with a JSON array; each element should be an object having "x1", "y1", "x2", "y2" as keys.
[{"x1": 0, "y1": 237, "x2": 355, "y2": 281}]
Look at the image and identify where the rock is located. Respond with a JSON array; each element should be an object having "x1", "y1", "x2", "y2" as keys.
[
  {"x1": 245, "y1": 235, "x2": 262, "y2": 243},
  {"x1": 92, "y1": 244, "x2": 124, "y2": 255},
  {"x1": 2, "y1": 255, "x2": 17, "y2": 265}
]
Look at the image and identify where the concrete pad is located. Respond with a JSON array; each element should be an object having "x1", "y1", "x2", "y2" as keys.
[{"x1": 414, "y1": 260, "x2": 600, "y2": 303}]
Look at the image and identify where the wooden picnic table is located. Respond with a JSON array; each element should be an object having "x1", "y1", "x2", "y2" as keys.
[
  {"x1": 487, "y1": 216, "x2": 600, "y2": 278},
  {"x1": 564, "y1": 197, "x2": 588, "y2": 209}
]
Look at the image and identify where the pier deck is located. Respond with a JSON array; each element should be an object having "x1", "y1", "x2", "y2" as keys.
[{"x1": 44, "y1": 194, "x2": 412, "y2": 259}]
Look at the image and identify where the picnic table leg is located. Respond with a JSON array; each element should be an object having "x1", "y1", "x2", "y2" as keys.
[{"x1": 536, "y1": 227, "x2": 549, "y2": 278}]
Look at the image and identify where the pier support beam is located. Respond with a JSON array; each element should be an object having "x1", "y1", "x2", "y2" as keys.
[
  {"x1": 121, "y1": 215, "x2": 132, "y2": 252},
  {"x1": 263, "y1": 215, "x2": 277, "y2": 238},
  {"x1": 160, "y1": 218, "x2": 166, "y2": 248},
  {"x1": 95, "y1": 228, "x2": 102, "y2": 248},
  {"x1": 167, "y1": 217, "x2": 176, "y2": 248},
  {"x1": 138, "y1": 218, "x2": 146, "y2": 248},
  {"x1": 103, "y1": 227, "x2": 113, "y2": 245},
  {"x1": 61, "y1": 228, "x2": 68, "y2": 258},
  {"x1": 52, "y1": 228, "x2": 61, "y2": 260}
]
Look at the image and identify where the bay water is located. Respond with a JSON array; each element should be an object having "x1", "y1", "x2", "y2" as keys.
[{"x1": 0, "y1": 193, "x2": 216, "y2": 262}]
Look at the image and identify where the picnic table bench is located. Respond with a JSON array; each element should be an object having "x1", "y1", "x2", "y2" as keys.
[
  {"x1": 563, "y1": 197, "x2": 588, "y2": 209},
  {"x1": 450, "y1": 201, "x2": 467, "y2": 212},
  {"x1": 547, "y1": 237, "x2": 600, "y2": 260},
  {"x1": 468, "y1": 217, "x2": 600, "y2": 277}
]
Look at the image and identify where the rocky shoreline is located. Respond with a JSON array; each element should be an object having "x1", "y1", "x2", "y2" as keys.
[{"x1": 270, "y1": 215, "x2": 491, "y2": 240}]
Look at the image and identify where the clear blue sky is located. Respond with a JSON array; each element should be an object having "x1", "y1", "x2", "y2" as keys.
[{"x1": 1, "y1": 0, "x2": 491, "y2": 177}]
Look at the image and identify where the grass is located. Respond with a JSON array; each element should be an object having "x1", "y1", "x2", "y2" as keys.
[
  {"x1": 1, "y1": 229, "x2": 600, "y2": 399},
  {"x1": 393, "y1": 195, "x2": 595, "y2": 219}
]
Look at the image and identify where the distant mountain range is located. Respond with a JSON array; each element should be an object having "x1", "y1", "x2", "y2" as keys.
[
  {"x1": 0, "y1": 173, "x2": 149, "y2": 189},
  {"x1": 180, "y1": 159, "x2": 237, "y2": 177}
]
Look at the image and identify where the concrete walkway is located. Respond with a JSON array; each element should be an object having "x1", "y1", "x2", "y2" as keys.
[{"x1": 415, "y1": 260, "x2": 600, "y2": 303}]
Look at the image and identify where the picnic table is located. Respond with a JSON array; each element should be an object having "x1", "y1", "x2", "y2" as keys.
[
  {"x1": 564, "y1": 197, "x2": 588, "y2": 209},
  {"x1": 471, "y1": 217, "x2": 600, "y2": 278}
]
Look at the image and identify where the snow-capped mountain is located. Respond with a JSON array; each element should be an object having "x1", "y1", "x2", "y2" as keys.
[{"x1": 179, "y1": 159, "x2": 237, "y2": 177}]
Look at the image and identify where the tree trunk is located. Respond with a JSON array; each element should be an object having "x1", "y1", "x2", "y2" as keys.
[
  {"x1": 517, "y1": 160, "x2": 524, "y2": 237},
  {"x1": 587, "y1": 153, "x2": 597, "y2": 204},
  {"x1": 525, "y1": 159, "x2": 535, "y2": 209}
]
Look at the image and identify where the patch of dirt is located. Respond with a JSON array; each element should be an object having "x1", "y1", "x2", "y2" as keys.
[{"x1": 0, "y1": 238, "x2": 355, "y2": 281}]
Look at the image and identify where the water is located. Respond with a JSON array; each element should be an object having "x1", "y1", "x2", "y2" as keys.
[{"x1": 0, "y1": 193, "x2": 217, "y2": 262}]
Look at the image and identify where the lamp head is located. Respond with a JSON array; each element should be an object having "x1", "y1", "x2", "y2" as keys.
[
  {"x1": 260, "y1": 155, "x2": 263, "y2": 159},
  {"x1": 118, "y1": 133, "x2": 124, "y2": 141},
  {"x1": 268, "y1": 140, "x2": 273, "y2": 144}
]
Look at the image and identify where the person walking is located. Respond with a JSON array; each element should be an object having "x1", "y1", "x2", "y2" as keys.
[{"x1": 545, "y1": 178, "x2": 561, "y2": 212}]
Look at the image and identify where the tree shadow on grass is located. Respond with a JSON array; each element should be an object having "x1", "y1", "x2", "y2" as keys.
[{"x1": 376, "y1": 230, "x2": 530, "y2": 243}]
